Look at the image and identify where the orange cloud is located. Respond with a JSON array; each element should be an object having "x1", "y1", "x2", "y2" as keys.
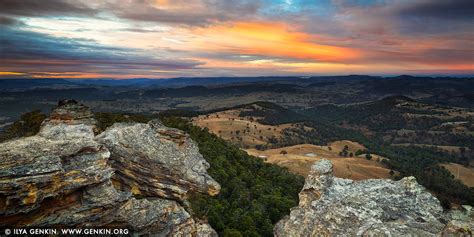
[
  {"x1": 193, "y1": 21, "x2": 360, "y2": 62},
  {"x1": 153, "y1": 0, "x2": 206, "y2": 11},
  {"x1": 29, "y1": 72, "x2": 167, "y2": 79},
  {"x1": 0, "y1": 71, "x2": 25, "y2": 76}
]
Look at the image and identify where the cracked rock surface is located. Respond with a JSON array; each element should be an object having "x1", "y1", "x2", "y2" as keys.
[{"x1": 0, "y1": 100, "x2": 219, "y2": 236}]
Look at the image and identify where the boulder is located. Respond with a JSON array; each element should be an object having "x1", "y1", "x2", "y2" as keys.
[
  {"x1": 275, "y1": 159, "x2": 473, "y2": 236},
  {"x1": 0, "y1": 101, "x2": 111, "y2": 216}
]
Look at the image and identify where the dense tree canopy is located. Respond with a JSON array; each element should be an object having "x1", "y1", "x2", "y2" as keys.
[{"x1": 160, "y1": 116, "x2": 304, "y2": 236}]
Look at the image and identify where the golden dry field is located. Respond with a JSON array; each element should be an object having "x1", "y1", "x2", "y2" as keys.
[
  {"x1": 245, "y1": 143, "x2": 394, "y2": 180},
  {"x1": 441, "y1": 163, "x2": 474, "y2": 187},
  {"x1": 193, "y1": 108, "x2": 394, "y2": 181},
  {"x1": 192, "y1": 106, "x2": 295, "y2": 147}
]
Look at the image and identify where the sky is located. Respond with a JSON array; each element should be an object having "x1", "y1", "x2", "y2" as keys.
[{"x1": 0, "y1": 0, "x2": 473, "y2": 79}]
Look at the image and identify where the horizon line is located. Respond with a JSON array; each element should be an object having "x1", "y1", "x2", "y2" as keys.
[{"x1": 1, "y1": 74, "x2": 474, "y2": 80}]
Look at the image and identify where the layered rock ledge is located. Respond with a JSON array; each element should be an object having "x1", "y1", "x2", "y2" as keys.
[
  {"x1": 0, "y1": 100, "x2": 220, "y2": 236},
  {"x1": 96, "y1": 120, "x2": 220, "y2": 200},
  {"x1": 274, "y1": 159, "x2": 473, "y2": 236}
]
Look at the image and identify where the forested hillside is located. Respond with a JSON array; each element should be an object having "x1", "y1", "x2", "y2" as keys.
[
  {"x1": 161, "y1": 117, "x2": 304, "y2": 236},
  {"x1": 185, "y1": 98, "x2": 474, "y2": 208}
]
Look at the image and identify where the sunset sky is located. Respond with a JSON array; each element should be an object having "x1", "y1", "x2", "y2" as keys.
[{"x1": 0, "y1": 0, "x2": 473, "y2": 79}]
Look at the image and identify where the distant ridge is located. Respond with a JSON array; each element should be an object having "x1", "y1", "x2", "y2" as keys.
[
  {"x1": 2, "y1": 75, "x2": 472, "y2": 90},
  {"x1": 0, "y1": 79, "x2": 75, "y2": 89}
]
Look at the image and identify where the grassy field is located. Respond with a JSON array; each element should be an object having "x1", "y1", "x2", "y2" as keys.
[
  {"x1": 192, "y1": 107, "x2": 296, "y2": 148},
  {"x1": 328, "y1": 140, "x2": 366, "y2": 153},
  {"x1": 192, "y1": 101, "x2": 473, "y2": 188},
  {"x1": 245, "y1": 143, "x2": 394, "y2": 180},
  {"x1": 441, "y1": 163, "x2": 474, "y2": 187},
  {"x1": 193, "y1": 108, "x2": 394, "y2": 180}
]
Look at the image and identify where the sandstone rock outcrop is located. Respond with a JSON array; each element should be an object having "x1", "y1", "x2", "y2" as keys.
[
  {"x1": 0, "y1": 100, "x2": 219, "y2": 236},
  {"x1": 96, "y1": 120, "x2": 220, "y2": 200},
  {"x1": 275, "y1": 159, "x2": 473, "y2": 236}
]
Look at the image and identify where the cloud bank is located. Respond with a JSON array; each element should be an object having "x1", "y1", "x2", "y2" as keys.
[{"x1": 0, "y1": 0, "x2": 472, "y2": 78}]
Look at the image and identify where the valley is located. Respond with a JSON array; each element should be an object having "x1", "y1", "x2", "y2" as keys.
[
  {"x1": 192, "y1": 105, "x2": 394, "y2": 180},
  {"x1": 189, "y1": 96, "x2": 473, "y2": 191},
  {"x1": 0, "y1": 75, "x2": 474, "y2": 207}
]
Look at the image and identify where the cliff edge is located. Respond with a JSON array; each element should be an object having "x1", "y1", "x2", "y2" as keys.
[{"x1": 0, "y1": 100, "x2": 220, "y2": 236}]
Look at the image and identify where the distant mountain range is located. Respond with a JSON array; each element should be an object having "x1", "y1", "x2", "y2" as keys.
[
  {"x1": 1, "y1": 75, "x2": 473, "y2": 123},
  {"x1": 1, "y1": 75, "x2": 472, "y2": 90}
]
